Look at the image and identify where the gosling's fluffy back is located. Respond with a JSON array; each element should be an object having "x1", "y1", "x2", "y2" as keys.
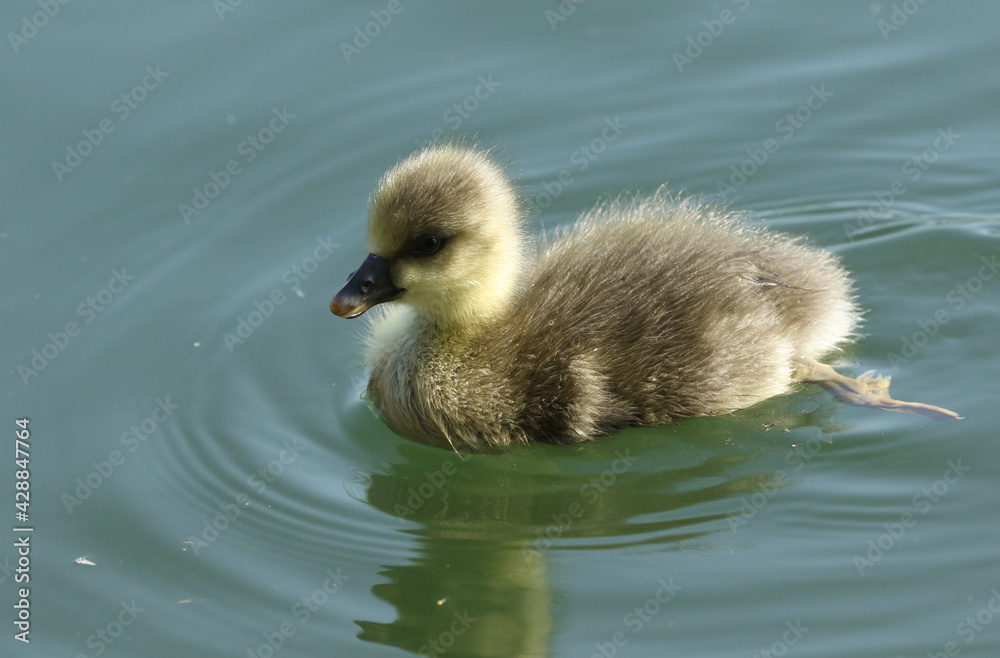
[
  {"x1": 533, "y1": 194, "x2": 858, "y2": 360},
  {"x1": 511, "y1": 195, "x2": 859, "y2": 434}
]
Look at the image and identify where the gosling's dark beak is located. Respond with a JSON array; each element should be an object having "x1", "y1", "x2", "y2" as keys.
[{"x1": 330, "y1": 254, "x2": 403, "y2": 318}]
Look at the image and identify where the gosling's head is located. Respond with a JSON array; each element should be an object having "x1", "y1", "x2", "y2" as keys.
[{"x1": 331, "y1": 146, "x2": 527, "y2": 330}]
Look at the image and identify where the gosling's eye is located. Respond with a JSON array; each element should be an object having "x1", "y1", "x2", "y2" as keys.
[{"x1": 414, "y1": 236, "x2": 442, "y2": 255}]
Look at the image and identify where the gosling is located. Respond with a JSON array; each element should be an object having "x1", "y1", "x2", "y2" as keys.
[{"x1": 331, "y1": 146, "x2": 960, "y2": 451}]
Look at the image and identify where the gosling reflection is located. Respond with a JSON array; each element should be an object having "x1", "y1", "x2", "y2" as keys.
[{"x1": 354, "y1": 406, "x2": 838, "y2": 656}]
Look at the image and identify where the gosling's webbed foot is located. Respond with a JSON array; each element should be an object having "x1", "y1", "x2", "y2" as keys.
[
  {"x1": 792, "y1": 356, "x2": 963, "y2": 421},
  {"x1": 832, "y1": 378, "x2": 963, "y2": 421},
  {"x1": 854, "y1": 370, "x2": 891, "y2": 397}
]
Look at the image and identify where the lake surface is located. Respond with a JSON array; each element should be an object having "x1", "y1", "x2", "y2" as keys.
[{"x1": 3, "y1": 1, "x2": 1000, "y2": 656}]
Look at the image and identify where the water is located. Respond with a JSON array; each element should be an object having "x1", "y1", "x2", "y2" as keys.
[{"x1": 3, "y1": 2, "x2": 1000, "y2": 656}]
